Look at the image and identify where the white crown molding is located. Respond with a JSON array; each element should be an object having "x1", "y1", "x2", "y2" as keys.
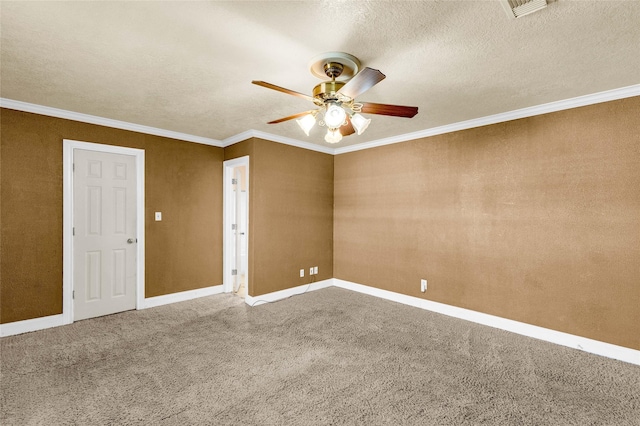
[
  {"x1": 3, "y1": 84, "x2": 638, "y2": 155},
  {"x1": 334, "y1": 84, "x2": 640, "y2": 155},
  {"x1": 222, "y1": 129, "x2": 335, "y2": 155},
  {"x1": 221, "y1": 129, "x2": 258, "y2": 147},
  {"x1": 0, "y1": 98, "x2": 223, "y2": 147}
]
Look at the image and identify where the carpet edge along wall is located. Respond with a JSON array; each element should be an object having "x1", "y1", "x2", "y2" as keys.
[{"x1": 334, "y1": 96, "x2": 640, "y2": 351}]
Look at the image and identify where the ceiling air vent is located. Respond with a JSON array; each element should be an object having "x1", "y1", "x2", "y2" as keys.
[{"x1": 501, "y1": 0, "x2": 547, "y2": 19}]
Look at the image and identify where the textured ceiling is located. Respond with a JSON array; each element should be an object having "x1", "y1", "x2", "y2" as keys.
[{"x1": 1, "y1": 1, "x2": 639, "y2": 148}]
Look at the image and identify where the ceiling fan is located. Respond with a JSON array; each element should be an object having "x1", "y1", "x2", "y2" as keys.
[{"x1": 252, "y1": 52, "x2": 418, "y2": 144}]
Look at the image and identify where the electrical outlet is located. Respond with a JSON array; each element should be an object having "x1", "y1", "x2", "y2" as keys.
[
  {"x1": 300, "y1": 269, "x2": 304, "y2": 278},
  {"x1": 313, "y1": 266, "x2": 318, "y2": 275},
  {"x1": 421, "y1": 279, "x2": 427, "y2": 292}
]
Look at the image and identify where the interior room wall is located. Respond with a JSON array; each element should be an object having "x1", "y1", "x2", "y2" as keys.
[
  {"x1": 3, "y1": 95, "x2": 637, "y2": 353},
  {"x1": 334, "y1": 96, "x2": 640, "y2": 351},
  {"x1": 225, "y1": 138, "x2": 334, "y2": 297},
  {"x1": 0, "y1": 108, "x2": 224, "y2": 324}
]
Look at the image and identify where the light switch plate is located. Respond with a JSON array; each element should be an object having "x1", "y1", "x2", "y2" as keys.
[
  {"x1": 155, "y1": 212, "x2": 162, "y2": 221},
  {"x1": 300, "y1": 269, "x2": 304, "y2": 278}
]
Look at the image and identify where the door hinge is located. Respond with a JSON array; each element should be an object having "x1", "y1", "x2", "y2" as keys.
[
  {"x1": 72, "y1": 163, "x2": 75, "y2": 172},
  {"x1": 232, "y1": 178, "x2": 238, "y2": 185},
  {"x1": 73, "y1": 227, "x2": 75, "y2": 236},
  {"x1": 72, "y1": 290, "x2": 75, "y2": 299},
  {"x1": 231, "y1": 224, "x2": 237, "y2": 230},
  {"x1": 231, "y1": 269, "x2": 238, "y2": 276}
]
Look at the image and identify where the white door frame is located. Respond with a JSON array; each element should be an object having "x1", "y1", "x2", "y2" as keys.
[
  {"x1": 62, "y1": 139, "x2": 145, "y2": 325},
  {"x1": 223, "y1": 156, "x2": 249, "y2": 294}
]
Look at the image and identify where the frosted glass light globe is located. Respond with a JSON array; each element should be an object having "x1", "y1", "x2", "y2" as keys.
[
  {"x1": 324, "y1": 103, "x2": 346, "y2": 129},
  {"x1": 350, "y1": 113, "x2": 371, "y2": 135},
  {"x1": 324, "y1": 128, "x2": 343, "y2": 144},
  {"x1": 296, "y1": 113, "x2": 316, "y2": 136}
]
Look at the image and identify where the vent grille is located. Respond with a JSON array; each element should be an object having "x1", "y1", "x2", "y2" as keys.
[{"x1": 501, "y1": 0, "x2": 547, "y2": 18}]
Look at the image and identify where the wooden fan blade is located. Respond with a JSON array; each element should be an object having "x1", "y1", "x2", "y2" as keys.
[
  {"x1": 252, "y1": 81, "x2": 314, "y2": 102},
  {"x1": 360, "y1": 102, "x2": 418, "y2": 118},
  {"x1": 341, "y1": 116, "x2": 356, "y2": 136},
  {"x1": 267, "y1": 110, "x2": 317, "y2": 124},
  {"x1": 338, "y1": 67, "x2": 386, "y2": 99}
]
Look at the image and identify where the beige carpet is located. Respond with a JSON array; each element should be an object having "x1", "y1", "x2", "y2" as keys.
[{"x1": 1, "y1": 287, "x2": 639, "y2": 425}]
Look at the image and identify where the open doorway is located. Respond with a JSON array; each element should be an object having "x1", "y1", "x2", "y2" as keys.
[{"x1": 223, "y1": 156, "x2": 249, "y2": 298}]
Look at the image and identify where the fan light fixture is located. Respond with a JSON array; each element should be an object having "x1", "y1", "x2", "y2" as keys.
[
  {"x1": 296, "y1": 113, "x2": 316, "y2": 136},
  {"x1": 324, "y1": 103, "x2": 347, "y2": 128},
  {"x1": 253, "y1": 52, "x2": 419, "y2": 145},
  {"x1": 295, "y1": 103, "x2": 367, "y2": 143},
  {"x1": 350, "y1": 113, "x2": 371, "y2": 135},
  {"x1": 324, "y1": 128, "x2": 343, "y2": 144}
]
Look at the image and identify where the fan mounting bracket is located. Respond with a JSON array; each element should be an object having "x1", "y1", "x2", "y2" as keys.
[{"x1": 309, "y1": 52, "x2": 361, "y2": 81}]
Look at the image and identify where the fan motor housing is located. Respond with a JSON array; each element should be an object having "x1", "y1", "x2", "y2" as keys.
[{"x1": 313, "y1": 81, "x2": 346, "y2": 101}]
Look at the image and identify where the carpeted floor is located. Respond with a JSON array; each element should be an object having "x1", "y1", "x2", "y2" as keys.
[{"x1": 1, "y1": 287, "x2": 639, "y2": 425}]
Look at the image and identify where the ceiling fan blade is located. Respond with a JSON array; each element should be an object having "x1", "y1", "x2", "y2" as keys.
[
  {"x1": 338, "y1": 67, "x2": 386, "y2": 99},
  {"x1": 267, "y1": 110, "x2": 317, "y2": 124},
  {"x1": 341, "y1": 116, "x2": 356, "y2": 136},
  {"x1": 252, "y1": 81, "x2": 314, "y2": 102},
  {"x1": 360, "y1": 102, "x2": 418, "y2": 118}
]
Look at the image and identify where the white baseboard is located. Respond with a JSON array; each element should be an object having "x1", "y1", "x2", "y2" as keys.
[
  {"x1": 245, "y1": 279, "x2": 333, "y2": 307},
  {"x1": 140, "y1": 284, "x2": 224, "y2": 309},
  {"x1": 3, "y1": 279, "x2": 637, "y2": 366},
  {"x1": 0, "y1": 285, "x2": 225, "y2": 337},
  {"x1": 333, "y1": 279, "x2": 640, "y2": 366},
  {"x1": 0, "y1": 314, "x2": 65, "y2": 338}
]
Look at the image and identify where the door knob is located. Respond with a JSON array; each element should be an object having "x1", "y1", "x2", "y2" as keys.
[{"x1": 127, "y1": 238, "x2": 136, "y2": 244}]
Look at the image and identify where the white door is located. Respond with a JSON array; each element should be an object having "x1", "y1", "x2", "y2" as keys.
[
  {"x1": 224, "y1": 157, "x2": 249, "y2": 296},
  {"x1": 232, "y1": 166, "x2": 248, "y2": 296},
  {"x1": 73, "y1": 149, "x2": 137, "y2": 321}
]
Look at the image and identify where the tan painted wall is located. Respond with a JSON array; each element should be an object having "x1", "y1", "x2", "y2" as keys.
[
  {"x1": 1, "y1": 109, "x2": 223, "y2": 323},
  {"x1": 3, "y1": 97, "x2": 638, "y2": 351},
  {"x1": 334, "y1": 97, "x2": 640, "y2": 350},
  {"x1": 225, "y1": 138, "x2": 334, "y2": 296}
]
